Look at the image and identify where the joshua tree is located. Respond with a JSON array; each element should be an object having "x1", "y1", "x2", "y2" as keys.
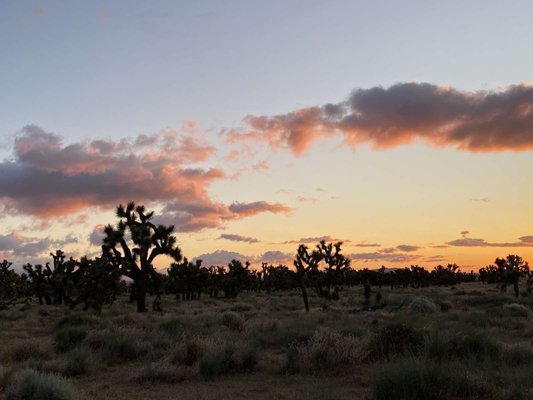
[
  {"x1": 167, "y1": 258, "x2": 205, "y2": 300},
  {"x1": 0, "y1": 260, "x2": 29, "y2": 309},
  {"x1": 102, "y1": 202, "x2": 182, "y2": 312},
  {"x1": 69, "y1": 256, "x2": 121, "y2": 314},
  {"x1": 495, "y1": 255, "x2": 528, "y2": 297},
  {"x1": 221, "y1": 259, "x2": 251, "y2": 298},
  {"x1": 316, "y1": 240, "x2": 350, "y2": 300},
  {"x1": 294, "y1": 244, "x2": 321, "y2": 312},
  {"x1": 23, "y1": 263, "x2": 53, "y2": 305}
]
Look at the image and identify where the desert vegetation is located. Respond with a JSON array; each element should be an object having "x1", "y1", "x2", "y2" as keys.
[{"x1": 1, "y1": 203, "x2": 532, "y2": 399}]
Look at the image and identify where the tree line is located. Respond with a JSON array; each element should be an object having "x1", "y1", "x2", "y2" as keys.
[{"x1": 1, "y1": 203, "x2": 531, "y2": 313}]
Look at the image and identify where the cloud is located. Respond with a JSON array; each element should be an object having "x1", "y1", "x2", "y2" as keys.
[
  {"x1": 252, "y1": 160, "x2": 269, "y2": 172},
  {"x1": 396, "y1": 244, "x2": 421, "y2": 252},
  {"x1": 226, "y1": 82, "x2": 533, "y2": 155},
  {"x1": 260, "y1": 250, "x2": 292, "y2": 264},
  {"x1": 351, "y1": 242, "x2": 381, "y2": 248},
  {"x1": 228, "y1": 201, "x2": 291, "y2": 217},
  {"x1": 192, "y1": 250, "x2": 249, "y2": 266},
  {"x1": 89, "y1": 225, "x2": 105, "y2": 246},
  {"x1": 296, "y1": 196, "x2": 318, "y2": 203},
  {"x1": 446, "y1": 235, "x2": 533, "y2": 247},
  {"x1": 0, "y1": 231, "x2": 77, "y2": 260},
  {"x1": 218, "y1": 233, "x2": 260, "y2": 243},
  {"x1": 470, "y1": 197, "x2": 490, "y2": 203},
  {"x1": 0, "y1": 125, "x2": 290, "y2": 233},
  {"x1": 279, "y1": 235, "x2": 350, "y2": 245},
  {"x1": 348, "y1": 252, "x2": 421, "y2": 264}
]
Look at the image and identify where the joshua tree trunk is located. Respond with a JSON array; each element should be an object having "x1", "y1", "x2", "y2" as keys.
[
  {"x1": 300, "y1": 281, "x2": 310, "y2": 312},
  {"x1": 135, "y1": 278, "x2": 148, "y2": 312}
]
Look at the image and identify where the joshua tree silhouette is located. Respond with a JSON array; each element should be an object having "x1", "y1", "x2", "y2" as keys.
[{"x1": 101, "y1": 202, "x2": 182, "y2": 312}]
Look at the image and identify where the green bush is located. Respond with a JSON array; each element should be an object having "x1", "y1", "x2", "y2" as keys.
[
  {"x1": 370, "y1": 321, "x2": 424, "y2": 360},
  {"x1": 371, "y1": 359, "x2": 481, "y2": 400},
  {"x1": 426, "y1": 331, "x2": 501, "y2": 363},
  {"x1": 199, "y1": 344, "x2": 235, "y2": 380},
  {"x1": 221, "y1": 311, "x2": 245, "y2": 332},
  {"x1": 7, "y1": 340, "x2": 51, "y2": 362},
  {"x1": 6, "y1": 369, "x2": 75, "y2": 400},
  {"x1": 63, "y1": 348, "x2": 91, "y2": 376},
  {"x1": 131, "y1": 363, "x2": 179, "y2": 384},
  {"x1": 198, "y1": 343, "x2": 257, "y2": 380},
  {"x1": 286, "y1": 328, "x2": 368, "y2": 375},
  {"x1": 53, "y1": 328, "x2": 87, "y2": 353},
  {"x1": 158, "y1": 318, "x2": 184, "y2": 335}
]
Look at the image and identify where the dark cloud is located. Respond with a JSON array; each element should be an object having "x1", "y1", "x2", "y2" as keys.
[
  {"x1": 0, "y1": 232, "x2": 77, "y2": 259},
  {"x1": 0, "y1": 126, "x2": 290, "y2": 233},
  {"x1": 396, "y1": 244, "x2": 421, "y2": 252},
  {"x1": 218, "y1": 233, "x2": 260, "y2": 243},
  {"x1": 227, "y1": 82, "x2": 533, "y2": 155}
]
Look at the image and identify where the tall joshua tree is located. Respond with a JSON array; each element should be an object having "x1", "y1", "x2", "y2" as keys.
[
  {"x1": 102, "y1": 202, "x2": 182, "y2": 312},
  {"x1": 316, "y1": 240, "x2": 350, "y2": 300},
  {"x1": 294, "y1": 244, "x2": 321, "y2": 312}
]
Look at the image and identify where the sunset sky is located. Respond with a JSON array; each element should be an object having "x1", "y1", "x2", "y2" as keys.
[{"x1": 1, "y1": 1, "x2": 533, "y2": 271}]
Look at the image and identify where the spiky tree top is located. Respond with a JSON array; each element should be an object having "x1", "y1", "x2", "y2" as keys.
[
  {"x1": 102, "y1": 202, "x2": 182, "y2": 280},
  {"x1": 294, "y1": 244, "x2": 322, "y2": 275},
  {"x1": 316, "y1": 240, "x2": 350, "y2": 273}
]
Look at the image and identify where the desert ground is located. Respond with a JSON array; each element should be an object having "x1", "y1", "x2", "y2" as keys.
[{"x1": 1, "y1": 282, "x2": 533, "y2": 400}]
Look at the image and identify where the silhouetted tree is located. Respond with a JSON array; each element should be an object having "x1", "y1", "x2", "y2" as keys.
[
  {"x1": 316, "y1": 240, "x2": 350, "y2": 299},
  {"x1": 294, "y1": 244, "x2": 321, "y2": 312},
  {"x1": 101, "y1": 202, "x2": 182, "y2": 312}
]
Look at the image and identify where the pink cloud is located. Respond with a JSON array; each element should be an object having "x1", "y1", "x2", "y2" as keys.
[
  {"x1": 0, "y1": 126, "x2": 289, "y2": 233},
  {"x1": 226, "y1": 82, "x2": 533, "y2": 155}
]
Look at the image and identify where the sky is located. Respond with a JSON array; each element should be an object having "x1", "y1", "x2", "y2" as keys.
[{"x1": 1, "y1": 0, "x2": 533, "y2": 271}]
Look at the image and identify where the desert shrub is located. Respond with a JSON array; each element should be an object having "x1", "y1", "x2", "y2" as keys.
[
  {"x1": 286, "y1": 328, "x2": 368, "y2": 375},
  {"x1": 158, "y1": 318, "x2": 185, "y2": 335},
  {"x1": 221, "y1": 311, "x2": 245, "y2": 332},
  {"x1": 410, "y1": 297, "x2": 437, "y2": 313},
  {"x1": 55, "y1": 314, "x2": 94, "y2": 330},
  {"x1": 502, "y1": 343, "x2": 533, "y2": 365},
  {"x1": 229, "y1": 303, "x2": 253, "y2": 312},
  {"x1": 5, "y1": 340, "x2": 52, "y2": 363},
  {"x1": 371, "y1": 359, "x2": 482, "y2": 400},
  {"x1": 85, "y1": 328, "x2": 146, "y2": 363},
  {"x1": 369, "y1": 321, "x2": 425, "y2": 360},
  {"x1": 198, "y1": 343, "x2": 257, "y2": 380},
  {"x1": 0, "y1": 366, "x2": 16, "y2": 392},
  {"x1": 62, "y1": 348, "x2": 91, "y2": 376},
  {"x1": 6, "y1": 369, "x2": 75, "y2": 400},
  {"x1": 131, "y1": 362, "x2": 182, "y2": 384},
  {"x1": 249, "y1": 318, "x2": 313, "y2": 348},
  {"x1": 503, "y1": 303, "x2": 530, "y2": 318},
  {"x1": 103, "y1": 337, "x2": 143, "y2": 363},
  {"x1": 426, "y1": 331, "x2": 501, "y2": 363},
  {"x1": 199, "y1": 344, "x2": 235, "y2": 380},
  {"x1": 53, "y1": 327, "x2": 87, "y2": 353},
  {"x1": 455, "y1": 334, "x2": 500, "y2": 362},
  {"x1": 171, "y1": 336, "x2": 214, "y2": 366},
  {"x1": 439, "y1": 301, "x2": 452, "y2": 312}
]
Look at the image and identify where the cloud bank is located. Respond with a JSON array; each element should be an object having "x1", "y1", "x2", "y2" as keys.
[
  {"x1": 227, "y1": 82, "x2": 533, "y2": 155},
  {"x1": 0, "y1": 125, "x2": 290, "y2": 232}
]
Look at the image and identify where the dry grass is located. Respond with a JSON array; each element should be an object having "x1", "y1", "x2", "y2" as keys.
[{"x1": 0, "y1": 282, "x2": 532, "y2": 399}]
